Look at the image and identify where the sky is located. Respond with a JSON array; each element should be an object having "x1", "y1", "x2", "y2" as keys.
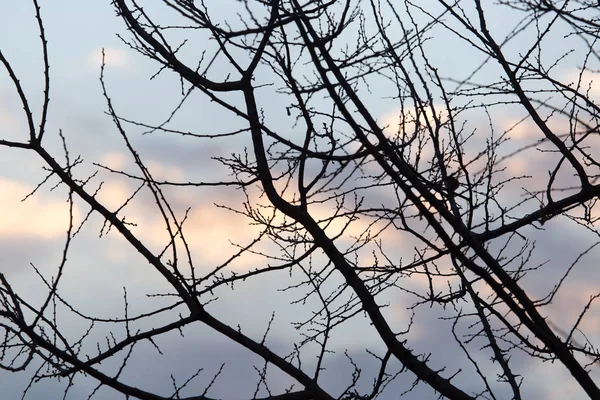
[{"x1": 1, "y1": 1, "x2": 600, "y2": 399}]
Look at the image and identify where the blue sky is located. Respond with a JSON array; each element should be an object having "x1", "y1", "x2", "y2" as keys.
[{"x1": 1, "y1": 1, "x2": 600, "y2": 399}]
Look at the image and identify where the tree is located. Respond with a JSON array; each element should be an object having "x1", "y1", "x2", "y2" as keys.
[{"x1": 1, "y1": 0, "x2": 599, "y2": 398}]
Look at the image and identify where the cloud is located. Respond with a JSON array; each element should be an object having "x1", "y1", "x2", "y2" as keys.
[
  {"x1": 0, "y1": 109, "x2": 19, "y2": 134},
  {"x1": 564, "y1": 68, "x2": 600, "y2": 99},
  {"x1": 88, "y1": 47, "x2": 131, "y2": 70},
  {"x1": 380, "y1": 105, "x2": 449, "y2": 140},
  {"x1": 0, "y1": 97, "x2": 29, "y2": 143},
  {"x1": 500, "y1": 117, "x2": 539, "y2": 141},
  {"x1": 91, "y1": 162, "x2": 262, "y2": 269},
  {"x1": 98, "y1": 151, "x2": 128, "y2": 171},
  {"x1": 146, "y1": 160, "x2": 185, "y2": 182},
  {"x1": 0, "y1": 177, "x2": 80, "y2": 239},
  {"x1": 95, "y1": 179, "x2": 133, "y2": 212}
]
